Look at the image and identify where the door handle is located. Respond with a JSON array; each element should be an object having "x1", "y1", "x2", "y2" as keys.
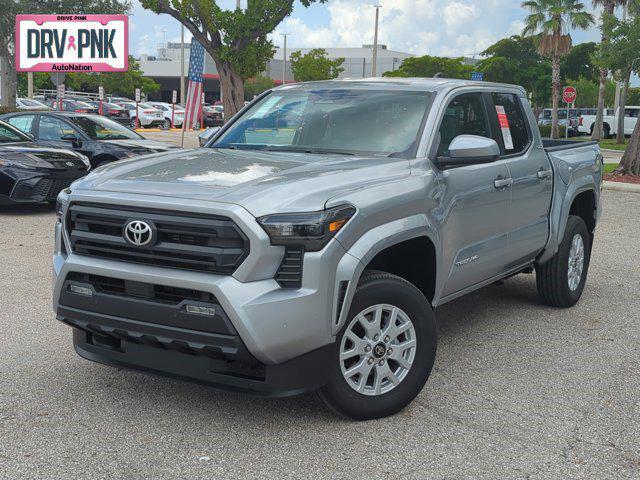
[
  {"x1": 494, "y1": 178, "x2": 513, "y2": 189},
  {"x1": 537, "y1": 169, "x2": 553, "y2": 180}
]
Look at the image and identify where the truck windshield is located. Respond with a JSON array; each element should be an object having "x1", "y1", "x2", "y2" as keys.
[{"x1": 212, "y1": 89, "x2": 433, "y2": 157}]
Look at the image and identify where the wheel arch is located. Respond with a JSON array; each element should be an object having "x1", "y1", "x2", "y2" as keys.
[{"x1": 332, "y1": 214, "x2": 440, "y2": 335}]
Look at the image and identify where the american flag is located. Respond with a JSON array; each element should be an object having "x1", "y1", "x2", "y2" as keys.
[{"x1": 183, "y1": 39, "x2": 205, "y2": 130}]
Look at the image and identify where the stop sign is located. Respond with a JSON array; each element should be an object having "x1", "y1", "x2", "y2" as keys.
[{"x1": 563, "y1": 86, "x2": 577, "y2": 104}]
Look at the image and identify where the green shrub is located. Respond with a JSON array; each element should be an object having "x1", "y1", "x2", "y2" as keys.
[
  {"x1": 538, "y1": 124, "x2": 567, "y2": 138},
  {"x1": 0, "y1": 106, "x2": 19, "y2": 115}
]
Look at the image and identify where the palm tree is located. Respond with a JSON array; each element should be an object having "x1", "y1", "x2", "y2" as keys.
[
  {"x1": 522, "y1": 0, "x2": 595, "y2": 139},
  {"x1": 592, "y1": 0, "x2": 626, "y2": 141}
]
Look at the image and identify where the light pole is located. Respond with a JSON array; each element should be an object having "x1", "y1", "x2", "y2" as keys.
[
  {"x1": 371, "y1": 4, "x2": 382, "y2": 77},
  {"x1": 180, "y1": 25, "x2": 185, "y2": 105},
  {"x1": 236, "y1": 0, "x2": 241, "y2": 8},
  {"x1": 281, "y1": 33, "x2": 289, "y2": 84}
]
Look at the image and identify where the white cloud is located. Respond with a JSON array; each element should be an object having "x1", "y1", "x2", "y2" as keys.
[{"x1": 269, "y1": 0, "x2": 601, "y2": 58}]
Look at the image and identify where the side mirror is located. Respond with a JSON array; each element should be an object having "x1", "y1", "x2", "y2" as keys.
[
  {"x1": 61, "y1": 134, "x2": 81, "y2": 147},
  {"x1": 437, "y1": 135, "x2": 500, "y2": 169}
]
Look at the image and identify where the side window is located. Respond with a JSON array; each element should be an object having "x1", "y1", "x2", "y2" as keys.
[
  {"x1": 491, "y1": 93, "x2": 531, "y2": 155},
  {"x1": 38, "y1": 117, "x2": 76, "y2": 141},
  {"x1": 625, "y1": 108, "x2": 639, "y2": 118},
  {"x1": 7, "y1": 115, "x2": 35, "y2": 134},
  {"x1": 437, "y1": 93, "x2": 491, "y2": 157}
]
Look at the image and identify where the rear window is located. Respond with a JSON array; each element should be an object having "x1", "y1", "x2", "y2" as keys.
[{"x1": 491, "y1": 93, "x2": 531, "y2": 155}]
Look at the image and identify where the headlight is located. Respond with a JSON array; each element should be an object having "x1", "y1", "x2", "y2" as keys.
[
  {"x1": 56, "y1": 188, "x2": 71, "y2": 220},
  {"x1": 257, "y1": 205, "x2": 356, "y2": 252}
]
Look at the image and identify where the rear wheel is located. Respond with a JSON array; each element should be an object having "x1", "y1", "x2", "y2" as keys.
[
  {"x1": 319, "y1": 271, "x2": 437, "y2": 420},
  {"x1": 162, "y1": 119, "x2": 171, "y2": 129},
  {"x1": 536, "y1": 215, "x2": 591, "y2": 308}
]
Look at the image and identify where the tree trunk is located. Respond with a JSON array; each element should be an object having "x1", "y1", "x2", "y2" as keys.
[
  {"x1": 616, "y1": 73, "x2": 630, "y2": 144},
  {"x1": 217, "y1": 61, "x2": 245, "y2": 121},
  {"x1": 551, "y1": 55, "x2": 561, "y2": 140},
  {"x1": 617, "y1": 115, "x2": 640, "y2": 175},
  {"x1": 592, "y1": 66, "x2": 608, "y2": 141},
  {"x1": 0, "y1": 47, "x2": 17, "y2": 108}
]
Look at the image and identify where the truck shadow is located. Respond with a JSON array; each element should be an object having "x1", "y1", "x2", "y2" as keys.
[
  {"x1": 83, "y1": 274, "x2": 543, "y2": 424},
  {"x1": 0, "y1": 204, "x2": 56, "y2": 216}
]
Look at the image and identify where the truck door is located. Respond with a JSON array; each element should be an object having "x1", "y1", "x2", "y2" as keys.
[
  {"x1": 625, "y1": 108, "x2": 639, "y2": 136},
  {"x1": 434, "y1": 92, "x2": 513, "y2": 298},
  {"x1": 488, "y1": 92, "x2": 553, "y2": 266}
]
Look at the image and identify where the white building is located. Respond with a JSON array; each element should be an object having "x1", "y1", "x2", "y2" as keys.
[{"x1": 138, "y1": 43, "x2": 415, "y2": 102}]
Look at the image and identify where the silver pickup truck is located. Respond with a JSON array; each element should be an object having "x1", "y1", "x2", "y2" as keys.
[{"x1": 53, "y1": 79, "x2": 603, "y2": 420}]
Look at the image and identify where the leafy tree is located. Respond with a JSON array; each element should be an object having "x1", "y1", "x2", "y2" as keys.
[
  {"x1": 383, "y1": 55, "x2": 473, "y2": 79},
  {"x1": 560, "y1": 41, "x2": 599, "y2": 82},
  {"x1": 596, "y1": 12, "x2": 640, "y2": 172},
  {"x1": 63, "y1": 57, "x2": 160, "y2": 97},
  {"x1": 244, "y1": 75, "x2": 275, "y2": 100},
  {"x1": 591, "y1": 1, "x2": 627, "y2": 140},
  {"x1": 627, "y1": 87, "x2": 640, "y2": 106},
  {"x1": 17, "y1": 73, "x2": 54, "y2": 97},
  {"x1": 289, "y1": 49, "x2": 344, "y2": 82},
  {"x1": 0, "y1": 0, "x2": 131, "y2": 107},
  {"x1": 477, "y1": 35, "x2": 552, "y2": 108},
  {"x1": 140, "y1": 0, "x2": 327, "y2": 119},
  {"x1": 522, "y1": 0, "x2": 595, "y2": 139},
  {"x1": 566, "y1": 76, "x2": 616, "y2": 107}
]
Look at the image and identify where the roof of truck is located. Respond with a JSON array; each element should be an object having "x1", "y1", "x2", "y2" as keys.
[{"x1": 275, "y1": 77, "x2": 527, "y2": 95}]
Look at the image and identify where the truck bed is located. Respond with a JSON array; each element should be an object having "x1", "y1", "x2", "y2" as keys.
[{"x1": 542, "y1": 139, "x2": 598, "y2": 152}]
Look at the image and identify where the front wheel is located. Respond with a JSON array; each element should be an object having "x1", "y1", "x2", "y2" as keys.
[
  {"x1": 319, "y1": 271, "x2": 437, "y2": 420},
  {"x1": 536, "y1": 215, "x2": 591, "y2": 308}
]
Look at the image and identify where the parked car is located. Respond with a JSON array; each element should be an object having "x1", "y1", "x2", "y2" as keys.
[
  {"x1": 146, "y1": 102, "x2": 186, "y2": 128},
  {"x1": 0, "y1": 112, "x2": 177, "y2": 169},
  {"x1": 116, "y1": 102, "x2": 165, "y2": 129},
  {"x1": 84, "y1": 101, "x2": 131, "y2": 125},
  {"x1": 16, "y1": 98, "x2": 50, "y2": 111},
  {"x1": 47, "y1": 99, "x2": 99, "y2": 114},
  {"x1": 53, "y1": 79, "x2": 602, "y2": 420},
  {"x1": 0, "y1": 119, "x2": 90, "y2": 205},
  {"x1": 580, "y1": 106, "x2": 639, "y2": 138},
  {"x1": 537, "y1": 108, "x2": 580, "y2": 136},
  {"x1": 202, "y1": 104, "x2": 224, "y2": 127}
]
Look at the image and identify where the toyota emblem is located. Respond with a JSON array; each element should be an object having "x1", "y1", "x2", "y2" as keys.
[{"x1": 123, "y1": 220, "x2": 154, "y2": 247}]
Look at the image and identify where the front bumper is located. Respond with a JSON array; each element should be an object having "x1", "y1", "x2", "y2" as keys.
[
  {"x1": 0, "y1": 167, "x2": 86, "y2": 205},
  {"x1": 53, "y1": 193, "x2": 361, "y2": 393}
]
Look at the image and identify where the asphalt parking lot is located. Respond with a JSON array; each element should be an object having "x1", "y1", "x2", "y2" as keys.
[{"x1": 1, "y1": 189, "x2": 638, "y2": 479}]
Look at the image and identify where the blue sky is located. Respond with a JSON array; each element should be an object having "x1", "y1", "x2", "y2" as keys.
[{"x1": 130, "y1": 0, "x2": 609, "y2": 58}]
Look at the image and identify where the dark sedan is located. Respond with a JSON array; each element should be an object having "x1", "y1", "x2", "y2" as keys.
[
  {"x1": 84, "y1": 101, "x2": 131, "y2": 125},
  {"x1": 0, "y1": 119, "x2": 90, "y2": 206},
  {"x1": 0, "y1": 112, "x2": 177, "y2": 169},
  {"x1": 46, "y1": 99, "x2": 99, "y2": 114}
]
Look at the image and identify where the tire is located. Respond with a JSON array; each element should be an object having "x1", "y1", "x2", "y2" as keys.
[
  {"x1": 536, "y1": 215, "x2": 591, "y2": 308},
  {"x1": 318, "y1": 271, "x2": 437, "y2": 420},
  {"x1": 603, "y1": 124, "x2": 611, "y2": 139},
  {"x1": 162, "y1": 119, "x2": 171, "y2": 129}
]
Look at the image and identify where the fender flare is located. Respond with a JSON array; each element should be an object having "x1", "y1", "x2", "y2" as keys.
[
  {"x1": 538, "y1": 179, "x2": 597, "y2": 265},
  {"x1": 331, "y1": 214, "x2": 440, "y2": 334}
]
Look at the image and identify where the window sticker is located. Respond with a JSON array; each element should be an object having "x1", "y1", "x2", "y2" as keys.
[
  {"x1": 250, "y1": 96, "x2": 283, "y2": 119},
  {"x1": 495, "y1": 105, "x2": 514, "y2": 150}
]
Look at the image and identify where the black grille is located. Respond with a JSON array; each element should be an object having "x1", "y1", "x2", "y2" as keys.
[
  {"x1": 13, "y1": 178, "x2": 72, "y2": 201},
  {"x1": 67, "y1": 203, "x2": 249, "y2": 274},
  {"x1": 275, "y1": 247, "x2": 304, "y2": 288},
  {"x1": 66, "y1": 272, "x2": 217, "y2": 305}
]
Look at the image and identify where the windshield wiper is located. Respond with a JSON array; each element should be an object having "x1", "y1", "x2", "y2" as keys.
[{"x1": 264, "y1": 146, "x2": 355, "y2": 156}]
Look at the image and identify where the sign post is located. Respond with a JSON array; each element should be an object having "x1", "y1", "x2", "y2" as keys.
[
  {"x1": 57, "y1": 84, "x2": 65, "y2": 111},
  {"x1": 200, "y1": 92, "x2": 205, "y2": 130},
  {"x1": 98, "y1": 86, "x2": 104, "y2": 115},
  {"x1": 171, "y1": 89, "x2": 177, "y2": 129},
  {"x1": 135, "y1": 88, "x2": 141, "y2": 130},
  {"x1": 562, "y1": 86, "x2": 577, "y2": 140}
]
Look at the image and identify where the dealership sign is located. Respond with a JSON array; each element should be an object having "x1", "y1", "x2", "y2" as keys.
[{"x1": 15, "y1": 15, "x2": 128, "y2": 72}]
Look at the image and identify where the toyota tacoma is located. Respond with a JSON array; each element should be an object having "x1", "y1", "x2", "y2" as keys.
[{"x1": 53, "y1": 79, "x2": 602, "y2": 420}]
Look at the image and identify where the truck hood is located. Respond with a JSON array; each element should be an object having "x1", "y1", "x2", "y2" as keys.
[{"x1": 73, "y1": 147, "x2": 410, "y2": 216}]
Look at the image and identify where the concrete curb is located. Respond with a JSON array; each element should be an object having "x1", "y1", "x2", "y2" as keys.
[
  {"x1": 601, "y1": 148, "x2": 624, "y2": 155},
  {"x1": 603, "y1": 181, "x2": 640, "y2": 193}
]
